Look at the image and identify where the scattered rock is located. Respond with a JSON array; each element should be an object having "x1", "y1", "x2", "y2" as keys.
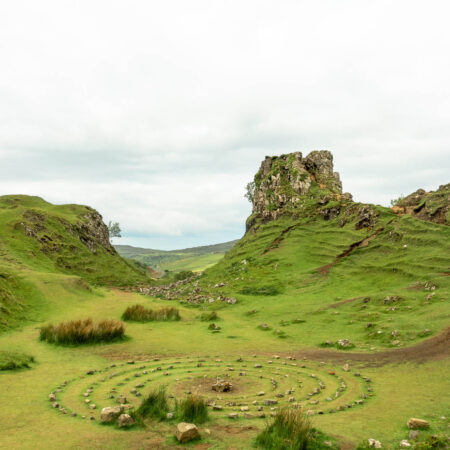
[
  {"x1": 368, "y1": 438, "x2": 382, "y2": 448},
  {"x1": 100, "y1": 406, "x2": 124, "y2": 423},
  {"x1": 407, "y1": 418, "x2": 429, "y2": 429},
  {"x1": 117, "y1": 414, "x2": 134, "y2": 428},
  {"x1": 175, "y1": 422, "x2": 200, "y2": 443}
]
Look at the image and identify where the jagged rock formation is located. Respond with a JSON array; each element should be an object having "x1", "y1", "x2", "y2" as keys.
[
  {"x1": 248, "y1": 150, "x2": 352, "y2": 229},
  {"x1": 392, "y1": 183, "x2": 449, "y2": 226}
]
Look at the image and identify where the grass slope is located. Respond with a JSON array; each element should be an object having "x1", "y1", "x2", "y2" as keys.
[{"x1": 0, "y1": 195, "x2": 149, "y2": 330}]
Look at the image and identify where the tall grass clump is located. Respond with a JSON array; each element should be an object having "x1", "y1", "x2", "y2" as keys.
[
  {"x1": 0, "y1": 351, "x2": 35, "y2": 371},
  {"x1": 135, "y1": 386, "x2": 169, "y2": 421},
  {"x1": 39, "y1": 318, "x2": 125, "y2": 345},
  {"x1": 121, "y1": 304, "x2": 180, "y2": 322},
  {"x1": 256, "y1": 408, "x2": 313, "y2": 449},
  {"x1": 199, "y1": 311, "x2": 219, "y2": 322},
  {"x1": 177, "y1": 395, "x2": 208, "y2": 423}
]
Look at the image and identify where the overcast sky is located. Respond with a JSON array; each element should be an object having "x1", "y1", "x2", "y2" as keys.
[{"x1": 1, "y1": 1, "x2": 449, "y2": 249}]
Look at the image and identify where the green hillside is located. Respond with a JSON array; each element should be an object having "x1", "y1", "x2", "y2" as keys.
[
  {"x1": 0, "y1": 195, "x2": 149, "y2": 330},
  {"x1": 115, "y1": 239, "x2": 238, "y2": 273}
]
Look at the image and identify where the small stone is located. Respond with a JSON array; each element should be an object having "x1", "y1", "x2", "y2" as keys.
[
  {"x1": 118, "y1": 413, "x2": 134, "y2": 428},
  {"x1": 228, "y1": 413, "x2": 238, "y2": 419},
  {"x1": 368, "y1": 438, "x2": 382, "y2": 448},
  {"x1": 407, "y1": 418, "x2": 429, "y2": 429},
  {"x1": 408, "y1": 430, "x2": 419, "y2": 441},
  {"x1": 399, "y1": 440, "x2": 411, "y2": 448}
]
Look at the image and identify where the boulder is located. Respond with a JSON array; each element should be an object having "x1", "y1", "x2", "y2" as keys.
[
  {"x1": 407, "y1": 418, "x2": 429, "y2": 429},
  {"x1": 175, "y1": 422, "x2": 200, "y2": 443},
  {"x1": 100, "y1": 406, "x2": 124, "y2": 423},
  {"x1": 117, "y1": 414, "x2": 134, "y2": 428}
]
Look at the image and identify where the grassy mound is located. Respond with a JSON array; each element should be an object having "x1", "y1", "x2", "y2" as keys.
[
  {"x1": 39, "y1": 318, "x2": 125, "y2": 345},
  {"x1": 0, "y1": 350, "x2": 35, "y2": 370},
  {"x1": 256, "y1": 408, "x2": 337, "y2": 449},
  {"x1": 121, "y1": 304, "x2": 180, "y2": 322}
]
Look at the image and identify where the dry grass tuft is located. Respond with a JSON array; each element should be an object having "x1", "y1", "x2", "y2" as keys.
[{"x1": 39, "y1": 318, "x2": 125, "y2": 345}]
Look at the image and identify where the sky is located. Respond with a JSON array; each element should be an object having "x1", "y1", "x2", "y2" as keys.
[{"x1": 1, "y1": 1, "x2": 449, "y2": 250}]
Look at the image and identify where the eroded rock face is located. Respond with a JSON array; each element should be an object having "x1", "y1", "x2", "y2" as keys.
[
  {"x1": 248, "y1": 150, "x2": 349, "y2": 228},
  {"x1": 392, "y1": 183, "x2": 449, "y2": 226}
]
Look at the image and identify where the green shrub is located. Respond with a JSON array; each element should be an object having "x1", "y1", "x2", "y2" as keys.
[
  {"x1": 0, "y1": 351, "x2": 35, "y2": 370},
  {"x1": 177, "y1": 394, "x2": 208, "y2": 423},
  {"x1": 199, "y1": 311, "x2": 219, "y2": 321},
  {"x1": 135, "y1": 386, "x2": 169, "y2": 421},
  {"x1": 174, "y1": 270, "x2": 194, "y2": 282},
  {"x1": 39, "y1": 318, "x2": 125, "y2": 345},
  {"x1": 256, "y1": 408, "x2": 337, "y2": 449},
  {"x1": 240, "y1": 285, "x2": 281, "y2": 296},
  {"x1": 121, "y1": 304, "x2": 180, "y2": 322}
]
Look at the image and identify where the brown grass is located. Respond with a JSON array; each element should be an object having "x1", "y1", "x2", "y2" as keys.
[{"x1": 39, "y1": 318, "x2": 125, "y2": 345}]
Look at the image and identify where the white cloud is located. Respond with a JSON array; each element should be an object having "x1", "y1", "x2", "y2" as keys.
[{"x1": 0, "y1": 0, "x2": 449, "y2": 248}]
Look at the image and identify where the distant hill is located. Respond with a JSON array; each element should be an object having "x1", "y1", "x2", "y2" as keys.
[{"x1": 115, "y1": 240, "x2": 238, "y2": 273}]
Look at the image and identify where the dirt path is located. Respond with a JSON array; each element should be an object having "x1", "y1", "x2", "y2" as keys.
[{"x1": 294, "y1": 327, "x2": 450, "y2": 366}]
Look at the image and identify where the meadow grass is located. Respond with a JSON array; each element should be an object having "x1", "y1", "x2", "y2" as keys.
[
  {"x1": 177, "y1": 395, "x2": 208, "y2": 424},
  {"x1": 39, "y1": 318, "x2": 125, "y2": 345},
  {"x1": 121, "y1": 304, "x2": 180, "y2": 322},
  {"x1": 0, "y1": 350, "x2": 34, "y2": 370},
  {"x1": 256, "y1": 408, "x2": 338, "y2": 449},
  {"x1": 199, "y1": 311, "x2": 219, "y2": 321},
  {"x1": 135, "y1": 386, "x2": 170, "y2": 421}
]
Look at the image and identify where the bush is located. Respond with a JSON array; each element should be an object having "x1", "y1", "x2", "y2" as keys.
[
  {"x1": 240, "y1": 285, "x2": 281, "y2": 296},
  {"x1": 121, "y1": 304, "x2": 180, "y2": 322},
  {"x1": 177, "y1": 395, "x2": 208, "y2": 424},
  {"x1": 255, "y1": 408, "x2": 336, "y2": 449},
  {"x1": 174, "y1": 271, "x2": 194, "y2": 282},
  {"x1": 0, "y1": 351, "x2": 35, "y2": 371},
  {"x1": 136, "y1": 386, "x2": 169, "y2": 421},
  {"x1": 39, "y1": 318, "x2": 125, "y2": 345},
  {"x1": 199, "y1": 311, "x2": 219, "y2": 322}
]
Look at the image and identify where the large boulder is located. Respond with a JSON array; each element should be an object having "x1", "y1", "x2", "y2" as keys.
[
  {"x1": 100, "y1": 406, "x2": 124, "y2": 423},
  {"x1": 407, "y1": 418, "x2": 430, "y2": 429},
  {"x1": 175, "y1": 422, "x2": 200, "y2": 443}
]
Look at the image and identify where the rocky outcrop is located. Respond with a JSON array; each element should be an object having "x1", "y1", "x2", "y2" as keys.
[
  {"x1": 248, "y1": 150, "x2": 352, "y2": 229},
  {"x1": 392, "y1": 183, "x2": 449, "y2": 226}
]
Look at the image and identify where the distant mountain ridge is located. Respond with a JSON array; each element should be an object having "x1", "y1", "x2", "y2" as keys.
[{"x1": 115, "y1": 240, "x2": 238, "y2": 272}]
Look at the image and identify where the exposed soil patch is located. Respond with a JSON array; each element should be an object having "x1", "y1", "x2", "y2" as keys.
[
  {"x1": 316, "y1": 228, "x2": 384, "y2": 275},
  {"x1": 319, "y1": 296, "x2": 363, "y2": 310},
  {"x1": 296, "y1": 327, "x2": 450, "y2": 366},
  {"x1": 262, "y1": 225, "x2": 296, "y2": 254}
]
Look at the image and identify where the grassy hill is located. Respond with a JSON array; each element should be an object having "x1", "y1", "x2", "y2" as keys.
[
  {"x1": 0, "y1": 195, "x2": 149, "y2": 330},
  {"x1": 115, "y1": 240, "x2": 238, "y2": 273}
]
